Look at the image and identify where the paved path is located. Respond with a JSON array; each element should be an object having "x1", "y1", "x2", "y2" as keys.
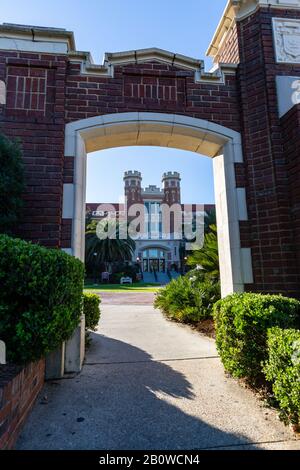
[
  {"x1": 97, "y1": 291, "x2": 156, "y2": 305},
  {"x1": 17, "y1": 293, "x2": 300, "y2": 450}
]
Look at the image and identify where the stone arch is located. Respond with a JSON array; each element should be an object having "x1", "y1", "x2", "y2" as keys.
[{"x1": 64, "y1": 112, "x2": 253, "y2": 299}]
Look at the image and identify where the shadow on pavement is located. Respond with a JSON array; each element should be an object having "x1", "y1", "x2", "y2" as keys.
[{"x1": 17, "y1": 332, "x2": 259, "y2": 450}]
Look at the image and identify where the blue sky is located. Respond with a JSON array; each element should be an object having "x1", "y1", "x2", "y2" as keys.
[{"x1": 1, "y1": 0, "x2": 228, "y2": 203}]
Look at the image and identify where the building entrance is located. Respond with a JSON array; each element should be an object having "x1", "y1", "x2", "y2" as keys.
[{"x1": 142, "y1": 249, "x2": 166, "y2": 272}]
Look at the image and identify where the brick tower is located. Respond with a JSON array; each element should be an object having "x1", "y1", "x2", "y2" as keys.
[
  {"x1": 162, "y1": 172, "x2": 181, "y2": 205},
  {"x1": 123, "y1": 171, "x2": 143, "y2": 208}
]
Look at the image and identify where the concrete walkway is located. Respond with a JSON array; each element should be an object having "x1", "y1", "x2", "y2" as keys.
[{"x1": 17, "y1": 293, "x2": 300, "y2": 450}]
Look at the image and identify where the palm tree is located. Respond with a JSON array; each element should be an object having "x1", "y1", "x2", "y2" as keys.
[
  {"x1": 204, "y1": 208, "x2": 216, "y2": 233},
  {"x1": 187, "y1": 224, "x2": 219, "y2": 280},
  {"x1": 85, "y1": 219, "x2": 136, "y2": 272}
]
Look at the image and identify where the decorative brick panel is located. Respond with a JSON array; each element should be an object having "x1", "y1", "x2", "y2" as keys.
[
  {"x1": 6, "y1": 65, "x2": 56, "y2": 118},
  {"x1": 124, "y1": 74, "x2": 186, "y2": 105}
]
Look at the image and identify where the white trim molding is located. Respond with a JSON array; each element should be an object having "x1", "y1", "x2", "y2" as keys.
[
  {"x1": 0, "y1": 22, "x2": 237, "y2": 85},
  {"x1": 64, "y1": 112, "x2": 252, "y2": 298},
  {"x1": 62, "y1": 183, "x2": 74, "y2": 219},
  {"x1": 0, "y1": 23, "x2": 75, "y2": 51},
  {"x1": 0, "y1": 80, "x2": 5, "y2": 105},
  {"x1": 69, "y1": 48, "x2": 237, "y2": 84}
]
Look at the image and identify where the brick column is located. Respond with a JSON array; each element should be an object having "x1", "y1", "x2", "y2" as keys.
[{"x1": 236, "y1": 7, "x2": 300, "y2": 296}]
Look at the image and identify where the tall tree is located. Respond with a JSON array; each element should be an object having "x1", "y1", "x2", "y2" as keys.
[
  {"x1": 0, "y1": 133, "x2": 24, "y2": 234},
  {"x1": 85, "y1": 219, "x2": 136, "y2": 271}
]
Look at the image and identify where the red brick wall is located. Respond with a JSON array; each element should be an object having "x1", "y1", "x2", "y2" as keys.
[
  {"x1": 236, "y1": 7, "x2": 300, "y2": 296},
  {"x1": 163, "y1": 186, "x2": 181, "y2": 205},
  {"x1": 0, "y1": 51, "x2": 68, "y2": 247},
  {"x1": 281, "y1": 104, "x2": 300, "y2": 276},
  {"x1": 0, "y1": 53, "x2": 240, "y2": 251},
  {"x1": 65, "y1": 61, "x2": 241, "y2": 130},
  {"x1": 0, "y1": 359, "x2": 45, "y2": 449}
]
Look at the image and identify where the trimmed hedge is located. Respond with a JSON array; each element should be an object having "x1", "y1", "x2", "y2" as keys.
[
  {"x1": 263, "y1": 327, "x2": 300, "y2": 427},
  {"x1": 0, "y1": 235, "x2": 84, "y2": 364},
  {"x1": 154, "y1": 275, "x2": 220, "y2": 324},
  {"x1": 213, "y1": 293, "x2": 300, "y2": 382},
  {"x1": 83, "y1": 293, "x2": 101, "y2": 331}
]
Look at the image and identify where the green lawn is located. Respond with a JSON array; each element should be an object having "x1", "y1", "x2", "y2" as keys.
[{"x1": 84, "y1": 282, "x2": 161, "y2": 293}]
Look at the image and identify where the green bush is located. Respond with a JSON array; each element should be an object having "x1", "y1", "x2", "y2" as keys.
[
  {"x1": 263, "y1": 327, "x2": 300, "y2": 426},
  {"x1": 0, "y1": 133, "x2": 24, "y2": 234},
  {"x1": 213, "y1": 293, "x2": 300, "y2": 382},
  {"x1": 0, "y1": 235, "x2": 84, "y2": 364},
  {"x1": 110, "y1": 263, "x2": 139, "y2": 284},
  {"x1": 83, "y1": 293, "x2": 101, "y2": 331},
  {"x1": 154, "y1": 275, "x2": 220, "y2": 324}
]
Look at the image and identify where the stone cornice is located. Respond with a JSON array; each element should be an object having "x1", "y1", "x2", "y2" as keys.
[
  {"x1": 0, "y1": 24, "x2": 237, "y2": 84},
  {"x1": 69, "y1": 47, "x2": 238, "y2": 84},
  {"x1": 0, "y1": 23, "x2": 75, "y2": 51}
]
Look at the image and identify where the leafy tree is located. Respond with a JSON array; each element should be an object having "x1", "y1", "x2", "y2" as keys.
[
  {"x1": 187, "y1": 224, "x2": 219, "y2": 280},
  {"x1": 85, "y1": 219, "x2": 136, "y2": 272},
  {"x1": 0, "y1": 133, "x2": 24, "y2": 234}
]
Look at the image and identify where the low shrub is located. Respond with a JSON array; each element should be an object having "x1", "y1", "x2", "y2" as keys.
[
  {"x1": 154, "y1": 275, "x2": 220, "y2": 324},
  {"x1": 110, "y1": 264, "x2": 139, "y2": 284},
  {"x1": 0, "y1": 235, "x2": 84, "y2": 364},
  {"x1": 213, "y1": 293, "x2": 300, "y2": 383},
  {"x1": 263, "y1": 327, "x2": 300, "y2": 427},
  {"x1": 83, "y1": 293, "x2": 101, "y2": 331}
]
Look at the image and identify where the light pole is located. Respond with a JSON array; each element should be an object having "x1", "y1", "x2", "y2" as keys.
[{"x1": 136, "y1": 257, "x2": 141, "y2": 281}]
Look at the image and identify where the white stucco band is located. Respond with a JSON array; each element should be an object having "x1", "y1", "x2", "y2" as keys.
[
  {"x1": 64, "y1": 112, "x2": 253, "y2": 299},
  {"x1": 0, "y1": 80, "x2": 6, "y2": 105},
  {"x1": 0, "y1": 37, "x2": 69, "y2": 54},
  {"x1": 62, "y1": 183, "x2": 74, "y2": 219},
  {"x1": 237, "y1": 188, "x2": 248, "y2": 221}
]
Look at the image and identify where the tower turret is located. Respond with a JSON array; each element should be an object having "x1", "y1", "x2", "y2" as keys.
[
  {"x1": 162, "y1": 171, "x2": 181, "y2": 205},
  {"x1": 123, "y1": 170, "x2": 143, "y2": 207}
]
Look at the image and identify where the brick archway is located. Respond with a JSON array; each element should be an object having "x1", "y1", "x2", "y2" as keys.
[
  {"x1": 64, "y1": 112, "x2": 250, "y2": 298},
  {"x1": 1, "y1": 0, "x2": 300, "y2": 373}
]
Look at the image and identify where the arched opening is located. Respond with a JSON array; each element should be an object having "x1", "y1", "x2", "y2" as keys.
[{"x1": 64, "y1": 112, "x2": 253, "y2": 298}]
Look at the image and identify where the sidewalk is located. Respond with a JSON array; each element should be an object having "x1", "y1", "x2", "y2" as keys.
[{"x1": 16, "y1": 294, "x2": 300, "y2": 450}]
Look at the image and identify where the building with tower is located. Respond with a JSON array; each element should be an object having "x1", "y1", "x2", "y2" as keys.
[{"x1": 86, "y1": 171, "x2": 214, "y2": 277}]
